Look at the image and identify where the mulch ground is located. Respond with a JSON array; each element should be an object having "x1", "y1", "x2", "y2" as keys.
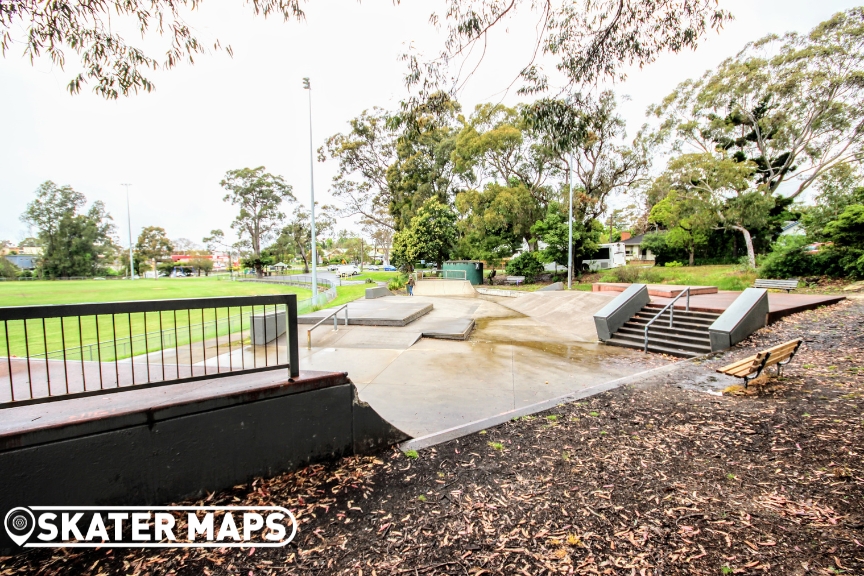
[{"x1": 3, "y1": 299, "x2": 862, "y2": 575}]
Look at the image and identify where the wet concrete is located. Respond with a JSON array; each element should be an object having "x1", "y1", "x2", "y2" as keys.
[{"x1": 297, "y1": 293, "x2": 655, "y2": 437}]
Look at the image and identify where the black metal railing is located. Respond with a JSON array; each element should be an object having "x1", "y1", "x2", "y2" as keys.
[{"x1": 0, "y1": 295, "x2": 299, "y2": 407}]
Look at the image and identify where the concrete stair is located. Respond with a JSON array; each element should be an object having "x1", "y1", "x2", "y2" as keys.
[{"x1": 606, "y1": 303, "x2": 720, "y2": 358}]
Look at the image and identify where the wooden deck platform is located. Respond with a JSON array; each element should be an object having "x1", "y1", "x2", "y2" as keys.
[
  {"x1": 649, "y1": 291, "x2": 845, "y2": 323},
  {"x1": 593, "y1": 283, "x2": 718, "y2": 297}
]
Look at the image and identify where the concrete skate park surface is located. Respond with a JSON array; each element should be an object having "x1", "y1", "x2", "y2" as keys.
[{"x1": 300, "y1": 291, "x2": 651, "y2": 438}]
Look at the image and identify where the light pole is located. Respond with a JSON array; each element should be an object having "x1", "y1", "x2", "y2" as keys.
[
  {"x1": 303, "y1": 77, "x2": 318, "y2": 304},
  {"x1": 122, "y1": 183, "x2": 134, "y2": 280},
  {"x1": 567, "y1": 153, "x2": 574, "y2": 290}
]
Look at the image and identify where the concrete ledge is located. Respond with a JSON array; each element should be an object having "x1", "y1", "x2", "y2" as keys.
[
  {"x1": 298, "y1": 300, "x2": 433, "y2": 327},
  {"x1": 709, "y1": 288, "x2": 769, "y2": 352},
  {"x1": 594, "y1": 282, "x2": 718, "y2": 297},
  {"x1": 365, "y1": 286, "x2": 391, "y2": 299},
  {"x1": 420, "y1": 318, "x2": 475, "y2": 340},
  {"x1": 537, "y1": 282, "x2": 564, "y2": 291},
  {"x1": 593, "y1": 284, "x2": 649, "y2": 341}
]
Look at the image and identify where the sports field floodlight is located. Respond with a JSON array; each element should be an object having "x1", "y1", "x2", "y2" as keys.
[
  {"x1": 121, "y1": 183, "x2": 134, "y2": 280},
  {"x1": 303, "y1": 77, "x2": 317, "y2": 304}
]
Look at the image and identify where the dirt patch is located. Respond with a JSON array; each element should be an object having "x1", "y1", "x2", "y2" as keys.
[{"x1": 3, "y1": 301, "x2": 862, "y2": 575}]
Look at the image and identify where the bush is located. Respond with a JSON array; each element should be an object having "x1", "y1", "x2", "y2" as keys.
[
  {"x1": 640, "y1": 269, "x2": 665, "y2": 284},
  {"x1": 505, "y1": 252, "x2": 545, "y2": 281},
  {"x1": 609, "y1": 266, "x2": 641, "y2": 283},
  {"x1": 388, "y1": 274, "x2": 408, "y2": 291},
  {"x1": 759, "y1": 236, "x2": 819, "y2": 279},
  {"x1": 0, "y1": 258, "x2": 19, "y2": 279},
  {"x1": 664, "y1": 261, "x2": 683, "y2": 268},
  {"x1": 640, "y1": 232, "x2": 688, "y2": 266}
]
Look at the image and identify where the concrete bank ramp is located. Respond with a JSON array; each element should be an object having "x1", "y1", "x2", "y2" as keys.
[
  {"x1": 413, "y1": 279, "x2": 476, "y2": 297},
  {"x1": 491, "y1": 290, "x2": 618, "y2": 341}
]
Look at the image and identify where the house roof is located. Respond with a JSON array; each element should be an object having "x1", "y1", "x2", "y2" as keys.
[
  {"x1": 781, "y1": 221, "x2": 802, "y2": 232},
  {"x1": 622, "y1": 234, "x2": 645, "y2": 245}
]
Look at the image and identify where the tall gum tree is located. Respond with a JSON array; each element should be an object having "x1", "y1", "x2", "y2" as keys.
[
  {"x1": 136, "y1": 226, "x2": 174, "y2": 279},
  {"x1": 651, "y1": 153, "x2": 773, "y2": 268},
  {"x1": 647, "y1": 8, "x2": 864, "y2": 201},
  {"x1": 220, "y1": 167, "x2": 295, "y2": 277}
]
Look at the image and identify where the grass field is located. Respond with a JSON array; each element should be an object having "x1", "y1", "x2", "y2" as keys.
[
  {"x1": 0, "y1": 277, "x2": 311, "y2": 307},
  {"x1": 0, "y1": 278, "x2": 312, "y2": 361}
]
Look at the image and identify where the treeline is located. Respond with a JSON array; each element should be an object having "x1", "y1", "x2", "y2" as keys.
[{"x1": 315, "y1": 8, "x2": 864, "y2": 279}]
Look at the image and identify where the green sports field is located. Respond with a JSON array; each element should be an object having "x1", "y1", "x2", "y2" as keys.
[
  {"x1": 0, "y1": 276, "x2": 312, "y2": 307},
  {"x1": 0, "y1": 277, "x2": 312, "y2": 361}
]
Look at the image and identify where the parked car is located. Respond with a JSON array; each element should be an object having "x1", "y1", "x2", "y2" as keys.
[
  {"x1": 367, "y1": 265, "x2": 379, "y2": 271},
  {"x1": 337, "y1": 264, "x2": 360, "y2": 277},
  {"x1": 327, "y1": 264, "x2": 340, "y2": 271},
  {"x1": 382, "y1": 265, "x2": 396, "y2": 272}
]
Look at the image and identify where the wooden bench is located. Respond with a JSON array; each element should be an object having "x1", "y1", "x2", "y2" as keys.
[
  {"x1": 506, "y1": 276, "x2": 526, "y2": 286},
  {"x1": 754, "y1": 279, "x2": 798, "y2": 293},
  {"x1": 716, "y1": 338, "x2": 803, "y2": 387}
]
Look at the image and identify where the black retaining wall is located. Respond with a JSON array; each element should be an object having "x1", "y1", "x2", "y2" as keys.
[{"x1": 0, "y1": 371, "x2": 407, "y2": 553}]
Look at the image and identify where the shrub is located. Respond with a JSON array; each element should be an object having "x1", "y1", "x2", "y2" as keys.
[
  {"x1": 0, "y1": 258, "x2": 20, "y2": 279},
  {"x1": 610, "y1": 266, "x2": 641, "y2": 283},
  {"x1": 505, "y1": 251, "x2": 544, "y2": 281},
  {"x1": 388, "y1": 274, "x2": 407, "y2": 291},
  {"x1": 640, "y1": 269, "x2": 665, "y2": 284},
  {"x1": 760, "y1": 236, "x2": 820, "y2": 279},
  {"x1": 664, "y1": 261, "x2": 683, "y2": 268}
]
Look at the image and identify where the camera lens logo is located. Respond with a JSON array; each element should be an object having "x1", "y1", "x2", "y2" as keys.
[{"x1": 4, "y1": 507, "x2": 35, "y2": 546}]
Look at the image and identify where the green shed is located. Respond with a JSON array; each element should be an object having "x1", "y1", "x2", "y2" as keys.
[{"x1": 443, "y1": 260, "x2": 484, "y2": 285}]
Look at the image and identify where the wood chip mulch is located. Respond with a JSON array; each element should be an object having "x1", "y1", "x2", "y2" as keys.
[{"x1": 3, "y1": 299, "x2": 862, "y2": 575}]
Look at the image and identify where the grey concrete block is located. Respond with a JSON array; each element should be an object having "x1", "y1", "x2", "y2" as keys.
[
  {"x1": 538, "y1": 282, "x2": 564, "y2": 291},
  {"x1": 593, "y1": 284, "x2": 649, "y2": 341},
  {"x1": 249, "y1": 310, "x2": 286, "y2": 345},
  {"x1": 709, "y1": 288, "x2": 769, "y2": 351},
  {"x1": 365, "y1": 286, "x2": 391, "y2": 299}
]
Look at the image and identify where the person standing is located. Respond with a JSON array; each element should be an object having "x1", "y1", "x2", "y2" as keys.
[{"x1": 407, "y1": 276, "x2": 415, "y2": 296}]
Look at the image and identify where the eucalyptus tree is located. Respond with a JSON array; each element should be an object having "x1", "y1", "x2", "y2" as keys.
[
  {"x1": 648, "y1": 8, "x2": 864, "y2": 200},
  {"x1": 280, "y1": 205, "x2": 335, "y2": 274},
  {"x1": 451, "y1": 102, "x2": 559, "y2": 252},
  {"x1": 650, "y1": 153, "x2": 774, "y2": 268},
  {"x1": 136, "y1": 226, "x2": 174, "y2": 279},
  {"x1": 386, "y1": 94, "x2": 463, "y2": 229},
  {"x1": 404, "y1": 0, "x2": 731, "y2": 101},
  {"x1": 220, "y1": 167, "x2": 295, "y2": 277},
  {"x1": 21, "y1": 182, "x2": 116, "y2": 278},
  {"x1": 320, "y1": 107, "x2": 397, "y2": 231},
  {"x1": 5, "y1": 1, "x2": 731, "y2": 102}
]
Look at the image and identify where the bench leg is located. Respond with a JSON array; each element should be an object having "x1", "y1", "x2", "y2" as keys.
[
  {"x1": 743, "y1": 353, "x2": 772, "y2": 388},
  {"x1": 776, "y1": 341, "x2": 803, "y2": 378}
]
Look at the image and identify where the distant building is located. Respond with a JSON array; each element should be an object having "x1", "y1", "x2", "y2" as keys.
[
  {"x1": 4, "y1": 254, "x2": 37, "y2": 270},
  {"x1": 170, "y1": 253, "x2": 234, "y2": 270},
  {"x1": 779, "y1": 221, "x2": 805, "y2": 236},
  {"x1": 621, "y1": 233, "x2": 654, "y2": 262}
]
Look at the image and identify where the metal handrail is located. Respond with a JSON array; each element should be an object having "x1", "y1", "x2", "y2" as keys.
[
  {"x1": 307, "y1": 305, "x2": 349, "y2": 349},
  {"x1": 643, "y1": 287, "x2": 690, "y2": 352}
]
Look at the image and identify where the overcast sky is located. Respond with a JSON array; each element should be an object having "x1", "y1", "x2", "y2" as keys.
[{"x1": 0, "y1": 0, "x2": 859, "y2": 248}]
